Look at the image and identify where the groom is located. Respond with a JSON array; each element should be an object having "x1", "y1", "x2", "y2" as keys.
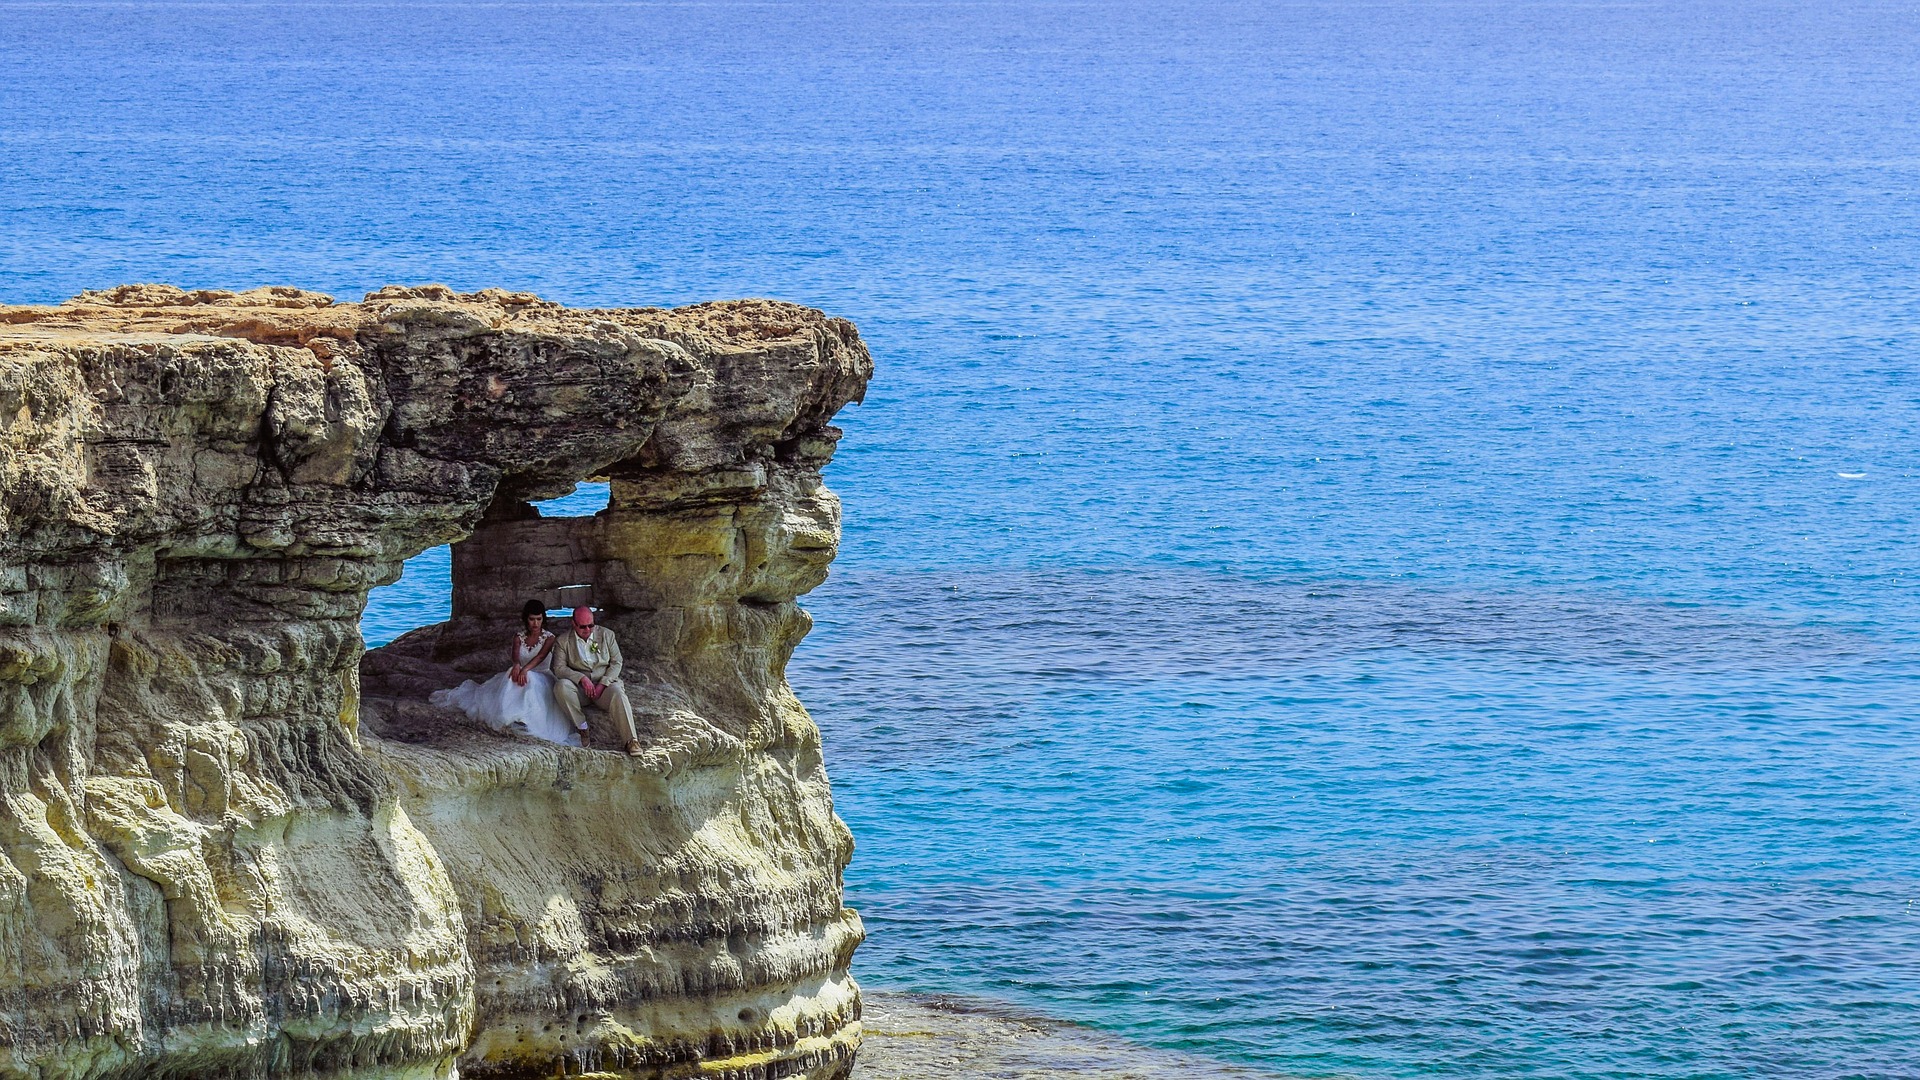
[{"x1": 551, "y1": 606, "x2": 641, "y2": 756}]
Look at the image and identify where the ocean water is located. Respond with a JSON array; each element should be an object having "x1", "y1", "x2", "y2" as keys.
[{"x1": 4, "y1": 1, "x2": 1918, "y2": 1076}]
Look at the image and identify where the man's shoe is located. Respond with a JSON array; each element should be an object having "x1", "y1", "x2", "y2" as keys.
[{"x1": 625, "y1": 740, "x2": 643, "y2": 757}]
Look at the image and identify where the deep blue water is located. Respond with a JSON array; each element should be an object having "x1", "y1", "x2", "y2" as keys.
[{"x1": 5, "y1": 1, "x2": 1919, "y2": 1076}]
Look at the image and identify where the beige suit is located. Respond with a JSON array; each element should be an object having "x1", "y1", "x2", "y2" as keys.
[{"x1": 550, "y1": 625, "x2": 637, "y2": 746}]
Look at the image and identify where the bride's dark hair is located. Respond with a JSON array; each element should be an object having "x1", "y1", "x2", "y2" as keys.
[{"x1": 521, "y1": 600, "x2": 548, "y2": 631}]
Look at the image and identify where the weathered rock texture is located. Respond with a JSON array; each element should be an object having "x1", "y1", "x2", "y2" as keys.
[{"x1": 0, "y1": 284, "x2": 871, "y2": 1079}]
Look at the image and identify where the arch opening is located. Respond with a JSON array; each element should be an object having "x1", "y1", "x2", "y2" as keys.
[{"x1": 358, "y1": 482, "x2": 611, "y2": 648}]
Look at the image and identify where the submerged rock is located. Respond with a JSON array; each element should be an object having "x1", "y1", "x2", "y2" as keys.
[
  {"x1": 854, "y1": 993, "x2": 1281, "y2": 1079},
  {"x1": 0, "y1": 285, "x2": 872, "y2": 1078}
]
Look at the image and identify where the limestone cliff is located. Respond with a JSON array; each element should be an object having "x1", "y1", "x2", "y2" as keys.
[{"x1": 0, "y1": 284, "x2": 872, "y2": 1079}]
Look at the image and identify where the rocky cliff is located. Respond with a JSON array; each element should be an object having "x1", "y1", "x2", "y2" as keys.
[{"x1": 0, "y1": 285, "x2": 871, "y2": 1079}]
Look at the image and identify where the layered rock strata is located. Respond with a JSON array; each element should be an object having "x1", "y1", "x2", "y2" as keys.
[{"x1": 0, "y1": 285, "x2": 871, "y2": 1079}]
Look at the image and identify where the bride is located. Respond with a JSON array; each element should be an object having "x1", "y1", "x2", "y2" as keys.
[{"x1": 430, "y1": 600, "x2": 580, "y2": 746}]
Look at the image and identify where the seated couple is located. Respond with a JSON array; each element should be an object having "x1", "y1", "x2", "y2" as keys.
[{"x1": 431, "y1": 602, "x2": 642, "y2": 755}]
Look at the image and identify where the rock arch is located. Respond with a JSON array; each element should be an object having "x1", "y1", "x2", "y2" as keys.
[{"x1": 0, "y1": 285, "x2": 872, "y2": 1079}]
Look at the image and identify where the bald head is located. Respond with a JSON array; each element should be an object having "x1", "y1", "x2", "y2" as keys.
[{"x1": 572, "y1": 606, "x2": 595, "y2": 639}]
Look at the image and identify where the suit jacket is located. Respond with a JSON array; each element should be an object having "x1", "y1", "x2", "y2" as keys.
[{"x1": 551, "y1": 625, "x2": 624, "y2": 686}]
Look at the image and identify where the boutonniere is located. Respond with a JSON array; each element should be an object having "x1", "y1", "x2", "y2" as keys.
[{"x1": 588, "y1": 636, "x2": 601, "y2": 655}]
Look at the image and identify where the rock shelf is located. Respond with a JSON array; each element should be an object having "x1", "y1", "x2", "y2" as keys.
[{"x1": 854, "y1": 993, "x2": 1283, "y2": 1080}]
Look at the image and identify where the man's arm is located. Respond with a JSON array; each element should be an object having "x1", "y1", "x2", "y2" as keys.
[
  {"x1": 551, "y1": 638, "x2": 583, "y2": 683},
  {"x1": 600, "y1": 631, "x2": 624, "y2": 684}
]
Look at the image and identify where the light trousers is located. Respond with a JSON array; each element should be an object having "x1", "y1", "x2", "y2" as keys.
[{"x1": 551, "y1": 677, "x2": 636, "y2": 744}]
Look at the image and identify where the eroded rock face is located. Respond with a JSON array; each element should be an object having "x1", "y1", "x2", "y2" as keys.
[{"x1": 0, "y1": 285, "x2": 872, "y2": 1079}]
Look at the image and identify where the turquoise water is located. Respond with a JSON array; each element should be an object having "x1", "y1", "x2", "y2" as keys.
[{"x1": 5, "y1": 1, "x2": 1919, "y2": 1075}]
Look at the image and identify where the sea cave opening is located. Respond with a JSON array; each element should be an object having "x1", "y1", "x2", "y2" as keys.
[{"x1": 360, "y1": 481, "x2": 611, "y2": 647}]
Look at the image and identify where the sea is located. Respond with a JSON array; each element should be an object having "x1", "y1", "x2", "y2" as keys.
[{"x1": 3, "y1": 2, "x2": 1916, "y2": 1076}]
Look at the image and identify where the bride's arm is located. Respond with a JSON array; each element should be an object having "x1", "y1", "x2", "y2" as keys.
[
  {"x1": 508, "y1": 634, "x2": 526, "y2": 681},
  {"x1": 530, "y1": 632, "x2": 555, "y2": 667}
]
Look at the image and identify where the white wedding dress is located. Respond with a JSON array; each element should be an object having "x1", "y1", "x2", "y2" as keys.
[{"x1": 430, "y1": 630, "x2": 580, "y2": 746}]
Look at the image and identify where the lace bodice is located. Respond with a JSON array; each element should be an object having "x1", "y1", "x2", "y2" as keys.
[{"x1": 515, "y1": 630, "x2": 555, "y2": 673}]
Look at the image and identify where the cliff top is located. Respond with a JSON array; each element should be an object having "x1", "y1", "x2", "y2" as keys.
[
  {"x1": 0, "y1": 283, "x2": 872, "y2": 630},
  {"x1": 0, "y1": 282, "x2": 860, "y2": 350}
]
